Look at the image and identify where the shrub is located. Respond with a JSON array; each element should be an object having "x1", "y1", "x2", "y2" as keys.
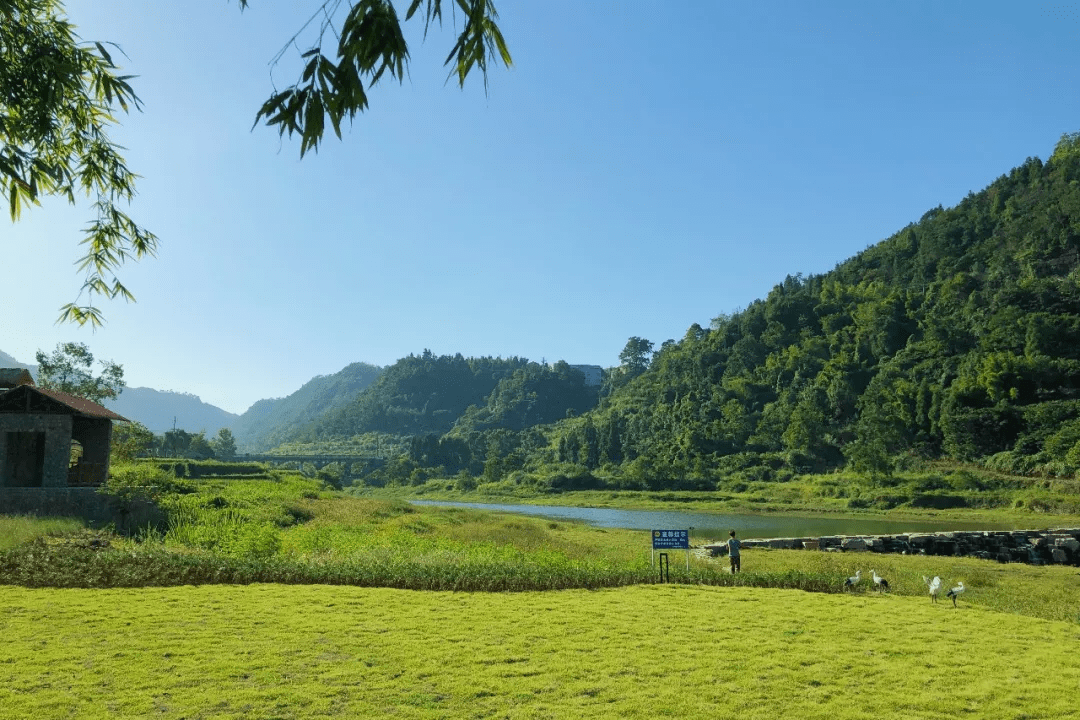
[{"x1": 909, "y1": 493, "x2": 969, "y2": 509}]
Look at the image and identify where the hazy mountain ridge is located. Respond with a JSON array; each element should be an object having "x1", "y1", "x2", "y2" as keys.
[
  {"x1": 103, "y1": 387, "x2": 239, "y2": 436},
  {"x1": 0, "y1": 350, "x2": 32, "y2": 370},
  {"x1": 1, "y1": 349, "x2": 236, "y2": 435}
]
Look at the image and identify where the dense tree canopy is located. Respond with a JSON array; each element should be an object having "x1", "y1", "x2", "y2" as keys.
[{"x1": 309, "y1": 351, "x2": 531, "y2": 439}]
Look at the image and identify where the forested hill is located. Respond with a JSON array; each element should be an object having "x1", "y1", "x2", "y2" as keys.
[
  {"x1": 245, "y1": 134, "x2": 1080, "y2": 491},
  {"x1": 231, "y1": 362, "x2": 382, "y2": 451},
  {"x1": 542, "y1": 134, "x2": 1080, "y2": 482},
  {"x1": 301, "y1": 352, "x2": 549, "y2": 441},
  {"x1": 253, "y1": 354, "x2": 600, "y2": 460}
]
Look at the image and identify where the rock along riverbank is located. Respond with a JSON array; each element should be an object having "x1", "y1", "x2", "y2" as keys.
[{"x1": 705, "y1": 528, "x2": 1080, "y2": 566}]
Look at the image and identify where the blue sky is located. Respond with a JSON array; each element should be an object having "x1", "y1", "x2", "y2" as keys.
[{"x1": 5, "y1": 1, "x2": 1080, "y2": 416}]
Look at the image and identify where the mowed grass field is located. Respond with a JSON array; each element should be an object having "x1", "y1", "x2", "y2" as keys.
[{"x1": 2, "y1": 582, "x2": 1079, "y2": 720}]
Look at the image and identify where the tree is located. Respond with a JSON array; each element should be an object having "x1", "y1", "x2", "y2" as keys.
[
  {"x1": 161, "y1": 428, "x2": 192, "y2": 458},
  {"x1": 35, "y1": 341, "x2": 124, "y2": 403},
  {"x1": 1051, "y1": 131, "x2": 1080, "y2": 163},
  {"x1": 2, "y1": 0, "x2": 157, "y2": 326},
  {"x1": 618, "y1": 337, "x2": 654, "y2": 377},
  {"x1": 186, "y1": 431, "x2": 215, "y2": 460},
  {"x1": 6, "y1": 0, "x2": 510, "y2": 323},
  {"x1": 211, "y1": 427, "x2": 238, "y2": 459},
  {"x1": 111, "y1": 421, "x2": 155, "y2": 461},
  {"x1": 241, "y1": 0, "x2": 513, "y2": 157}
]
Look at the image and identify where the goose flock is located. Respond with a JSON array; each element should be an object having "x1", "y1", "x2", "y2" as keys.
[{"x1": 842, "y1": 570, "x2": 967, "y2": 607}]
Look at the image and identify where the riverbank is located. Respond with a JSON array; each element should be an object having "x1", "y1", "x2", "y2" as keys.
[
  {"x1": 353, "y1": 484, "x2": 1080, "y2": 530},
  {"x1": 705, "y1": 528, "x2": 1080, "y2": 567}
]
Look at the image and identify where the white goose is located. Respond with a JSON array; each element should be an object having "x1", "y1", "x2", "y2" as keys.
[
  {"x1": 946, "y1": 581, "x2": 966, "y2": 607},
  {"x1": 923, "y1": 575, "x2": 942, "y2": 603},
  {"x1": 871, "y1": 569, "x2": 889, "y2": 592}
]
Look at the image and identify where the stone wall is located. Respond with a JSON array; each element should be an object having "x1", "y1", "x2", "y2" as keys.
[
  {"x1": 0, "y1": 414, "x2": 72, "y2": 487},
  {"x1": 0, "y1": 487, "x2": 163, "y2": 531},
  {"x1": 706, "y1": 528, "x2": 1080, "y2": 566}
]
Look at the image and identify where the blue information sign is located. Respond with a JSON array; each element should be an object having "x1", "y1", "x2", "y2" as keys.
[{"x1": 652, "y1": 529, "x2": 689, "y2": 550}]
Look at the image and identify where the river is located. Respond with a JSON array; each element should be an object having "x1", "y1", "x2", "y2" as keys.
[{"x1": 408, "y1": 499, "x2": 1014, "y2": 541}]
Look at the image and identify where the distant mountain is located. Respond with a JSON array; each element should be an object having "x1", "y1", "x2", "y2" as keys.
[
  {"x1": 231, "y1": 362, "x2": 383, "y2": 452},
  {"x1": 0, "y1": 350, "x2": 32, "y2": 370},
  {"x1": 1, "y1": 348, "x2": 236, "y2": 435},
  {"x1": 103, "y1": 387, "x2": 238, "y2": 435}
]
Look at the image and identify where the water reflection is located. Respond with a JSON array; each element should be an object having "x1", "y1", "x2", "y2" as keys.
[{"x1": 409, "y1": 499, "x2": 1012, "y2": 540}]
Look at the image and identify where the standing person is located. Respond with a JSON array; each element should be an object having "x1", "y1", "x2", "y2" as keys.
[{"x1": 727, "y1": 530, "x2": 741, "y2": 573}]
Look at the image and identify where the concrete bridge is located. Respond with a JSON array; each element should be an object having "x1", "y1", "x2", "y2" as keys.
[{"x1": 240, "y1": 454, "x2": 384, "y2": 483}]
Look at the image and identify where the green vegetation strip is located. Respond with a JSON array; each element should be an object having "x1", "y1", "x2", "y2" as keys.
[
  {"x1": 4, "y1": 474, "x2": 1080, "y2": 624},
  {"x1": 1, "y1": 584, "x2": 1078, "y2": 720}
]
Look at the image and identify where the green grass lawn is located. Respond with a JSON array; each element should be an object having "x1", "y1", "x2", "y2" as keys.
[
  {"x1": 2, "y1": 583, "x2": 1078, "y2": 719},
  {"x1": 3, "y1": 474, "x2": 1080, "y2": 718}
]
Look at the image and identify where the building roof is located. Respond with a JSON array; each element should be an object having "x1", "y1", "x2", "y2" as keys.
[
  {"x1": 0, "y1": 368, "x2": 34, "y2": 389},
  {"x1": 0, "y1": 384, "x2": 128, "y2": 421}
]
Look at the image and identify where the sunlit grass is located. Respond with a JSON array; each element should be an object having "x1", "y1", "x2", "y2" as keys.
[
  {"x1": 4, "y1": 474, "x2": 1079, "y2": 717},
  {"x1": 1, "y1": 583, "x2": 1078, "y2": 719},
  {"x1": 0, "y1": 515, "x2": 84, "y2": 551},
  {"x1": 723, "y1": 547, "x2": 1080, "y2": 624}
]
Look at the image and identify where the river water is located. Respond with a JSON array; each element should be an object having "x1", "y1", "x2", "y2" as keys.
[{"x1": 409, "y1": 499, "x2": 1014, "y2": 541}]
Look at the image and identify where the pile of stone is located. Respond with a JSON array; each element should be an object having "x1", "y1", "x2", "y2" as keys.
[{"x1": 705, "y1": 528, "x2": 1080, "y2": 566}]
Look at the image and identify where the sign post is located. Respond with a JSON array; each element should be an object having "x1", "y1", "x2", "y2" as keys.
[{"x1": 651, "y1": 529, "x2": 691, "y2": 575}]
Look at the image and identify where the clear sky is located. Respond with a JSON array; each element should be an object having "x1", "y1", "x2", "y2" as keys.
[{"x1": 5, "y1": 1, "x2": 1080, "y2": 415}]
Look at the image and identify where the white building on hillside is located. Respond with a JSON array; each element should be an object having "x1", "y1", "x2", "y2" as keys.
[{"x1": 549, "y1": 363, "x2": 603, "y2": 387}]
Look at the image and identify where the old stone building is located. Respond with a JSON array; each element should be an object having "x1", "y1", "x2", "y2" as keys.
[{"x1": 0, "y1": 373, "x2": 127, "y2": 489}]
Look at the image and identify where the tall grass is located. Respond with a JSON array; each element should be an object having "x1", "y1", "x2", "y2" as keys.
[
  {"x1": 0, "y1": 515, "x2": 84, "y2": 551},
  {"x1": 3, "y1": 474, "x2": 1078, "y2": 624}
]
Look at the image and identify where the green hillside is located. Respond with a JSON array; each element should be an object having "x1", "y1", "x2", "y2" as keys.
[
  {"x1": 248, "y1": 133, "x2": 1080, "y2": 496},
  {"x1": 530, "y1": 133, "x2": 1080, "y2": 486},
  {"x1": 230, "y1": 362, "x2": 382, "y2": 451},
  {"x1": 306, "y1": 352, "x2": 535, "y2": 439},
  {"x1": 312, "y1": 133, "x2": 1080, "y2": 492}
]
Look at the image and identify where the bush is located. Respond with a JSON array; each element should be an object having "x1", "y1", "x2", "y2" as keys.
[
  {"x1": 982, "y1": 451, "x2": 1037, "y2": 475},
  {"x1": 103, "y1": 464, "x2": 195, "y2": 501},
  {"x1": 454, "y1": 472, "x2": 477, "y2": 491},
  {"x1": 156, "y1": 461, "x2": 268, "y2": 479},
  {"x1": 533, "y1": 464, "x2": 605, "y2": 492},
  {"x1": 909, "y1": 493, "x2": 969, "y2": 509}
]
